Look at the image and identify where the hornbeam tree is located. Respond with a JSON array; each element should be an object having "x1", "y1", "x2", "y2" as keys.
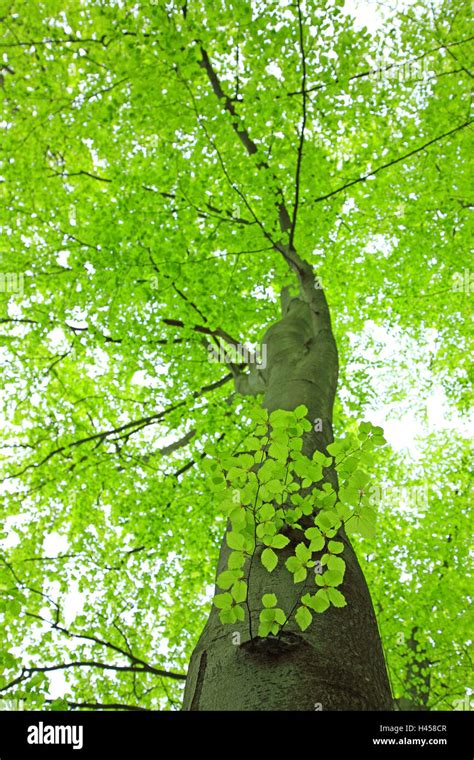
[{"x1": 0, "y1": 0, "x2": 472, "y2": 712}]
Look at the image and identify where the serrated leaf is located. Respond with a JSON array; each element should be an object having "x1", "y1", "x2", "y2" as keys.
[
  {"x1": 328, "y1": 540, "x2": 344, "y2": 554},
  {"x1": 270, "y1": 533, "x2": 290, "y2": 549},
  {"x1": 285, "y1": 555, "x2": 301, "y2": 572},
  {"x1": 219, "y1": 607, "x2": 237, "y2": 624},
  {"x1": 274, "y1": 608, "x2": 286, "y2": 625},
  {"x1": 261, "y1": 547, "x2": 278, "y2": 572},
  {"x1": 307, "y1": 589, "x2": 330, "y2": 613},
  {"x1": 217, "y1": 569, "x2": 240, "y2": 590},
  {"x1": 262, "y1": 593, "x2": 277, "y2": 607},
  {"x1": 294, "y1": 567, "x2": 307, "y2": 583},
  {"x1": 327, "y1": 588, "x2": 347, "y2": 608},
  {"x1": 260, "y1": 607, "x2": 276, "y2": 622},
  {"x1": 226, "y1": 531, "x2": 245, "y2": 550},
  {"x1": 259, "y1": 503, "x2": 275, "y2": 521},
  {"x1": 295, "y1": 605, "x2": 312, "y2": 631},
  {"x1": 295, "y1": 543, "x2": 311, "y2": 563},
  {"x1": 214, "y1": 592, "x2": 233, "y2": 609},
  {"x1": 228, "y1": 551, "x2": 246, "y2": 569},
  {"x1": 231, "y1": 579, "x2": 247, "y2": 603},
  {"x1": 294, "y1": 404, "x2": 308, "y2": 418}
]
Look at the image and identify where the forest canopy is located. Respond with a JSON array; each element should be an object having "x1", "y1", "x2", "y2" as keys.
[{"x1": 0, "y1": 0, "x2": 472, "y2": 712}]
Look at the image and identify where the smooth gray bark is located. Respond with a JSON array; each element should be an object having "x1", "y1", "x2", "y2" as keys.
[{"x1": 183, "y1": 269, "x2": 393, "y2": 711}]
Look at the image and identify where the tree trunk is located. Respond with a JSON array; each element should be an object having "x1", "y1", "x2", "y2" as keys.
[{"x1": 183, "y1": 267, "x2": 393, "y2": 711}]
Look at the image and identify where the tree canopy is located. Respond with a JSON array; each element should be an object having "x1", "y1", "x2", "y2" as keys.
[{"x1": 0, "y1": 0, "x2": 472, "y2": 711}]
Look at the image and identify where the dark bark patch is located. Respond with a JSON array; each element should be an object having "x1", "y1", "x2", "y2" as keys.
[
  {"x1": 241, "y1": 632, "x2": 302, "y2": 657},
  {"x1": 190, "y1": 650, "x2": 208, "y2": 711}
]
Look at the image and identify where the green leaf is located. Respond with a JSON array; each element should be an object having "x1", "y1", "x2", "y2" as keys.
[
  {"x1": 327, "y1": 555, "x2": 346, "y2": 575},
  {"x1": 309, "y1": 535, "x2": 325, "y2": 552},
  {"x1": 219, "y1": 607, "x2": 237, "y2": 624},
  {"x1": 327, "y1": 588, "x2": 347, "y2": 608},
  {"x1": 217, "y1": 569, "x2": 241, "y2": 589},
  {"x1": 228, "y1": 551, "x2": 246, "y2": 569},
  {"x1": 295, "y1": 605, "x2": 313, "y2": 631},
  {"x1": 258, "y1": 522, "x2": 277, "y2": 539},
  {"x1": 249, "y1": 408, "x2": 268, "y2": 424},
  {"x1": 305, "y1": 527, "x2": 322, "y2": 540},
  {"x1": 270, "y1": 534, "x2": 290, "y2": 549},
  {"x1": 259, "y1": 503, "x2": 275, "y2": 521},
  {"x1": 306, "y1": 589, "x2": 330, "y2": 613},
  {"x1": 294, "y1": 404, "x2": 308, "y2": 418},
  {"x1": 274, "y1": 608, "x2": 286, "y2": 625},
  {"x1": 315, "y1": 510, "x2": 340, "y2": 532},
  {"x1": 266, "y1": 479, "x2": 284, "y2": 494},
  {"x1": 49, "y1": 698, "x2": 69, "y2": 711},
  {"x1": 305, "y1": 527, "x2": 325, "y2": 551},
  {"x1": 350, "y1": 469, "x2": 370, "y2": 489},
  {"x1": 213, "y1": 592, "x2": 233, "y2": 609},
  {"x1": 335, "y1": 502, "x2": 352, "y2": 521},
  {"x1": 293, "y1": 567, "x2": 307, "y2": 583},
  {"x1": 319, "y1": 568, "x2": 344, "y2": 587},
  {"x1": 237, "y1": 453, "x2": 254, "y2": 470},
  {"x1": 285, "y1": 556, "x2": 302, "y2": 573},
  {"x1": 326, "y1": 441, "x2": 344, "y2": 456},
  {"x1": 231, "y1": 579, "x2": 247, "y2": 603},
  {"x1": 262, "y1": 593, "x2": 277, "y2": 608},
  {"x1": 246, "y1": 436, "x2": 261, "y2": 451},
  {"x1": 258, "y1": 622, "x2": 273, "y2": 637},
  {"x1": 261, "y1": 547, "x2": 278, "y2": 572},
  {"x1": 268, "y1": 441, "x2": 288, "y2": 460},
  {"x1": 269, "y1": 409, "x2": 293, "y2": 428},
  {"x1": 226, "y1": 531, "x2": 245, "y2": 550},
  {"x1": 350, "y1": 508, "x2": 377, "y2": 538},
  {"x1": 295, "y1": 543, "x2": 311, "y2": 563},
  {"x1": 260, "y1": 607, "x2": 276, "y2": 622}
]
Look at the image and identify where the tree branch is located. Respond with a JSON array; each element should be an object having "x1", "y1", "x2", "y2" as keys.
[
  {"x1": 161, "y1": 317, "x2": 242, "y2": 349},
  {"x1": 286, "y1": 35, "x2": 474, "y2": 97},
  {"x1": 312, "y1": 120, "x2": 472, "y2": 205},
  {"x1": 0, "y1": 660, "x2": 186, "y2": 695},
  {"x1": 289, "y1": 0, "x2": 308, "y2": 249},
  {"x1": 46, "y1": 699, "x2": 150, "y2": 711},
  {"x1": 9, "y1": 373, "x2": 233, "y2": 478},
  {"x1": 198, "y1": 45, "x2": 292, "y2": 234},
  {"x1": 21, "y1": 611, "x2": 187, "y2": 681}
]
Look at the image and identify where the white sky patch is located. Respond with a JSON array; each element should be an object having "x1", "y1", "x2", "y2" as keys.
[
  {"x1": 265, "y1": 61, "x2": 284, "y2": 80},
  {"x1": 56, "y1": 250, "x2": 71, "y2": 268},
  {"x1": 345, "y1": 321, "x2": 473, "y2": 456},
  {"x1": 342, "y1": 0, "x2": 400, "y2": 32},
  {"x1": 85, "y1": 346, "x2": 109, "y2": 378},
  {"x1": 130, "y1": 366, "x2": 168, "y2": 385},
  {"x1": 46, "y1": 327, "x2": 68, "y2": 351},
  {"x1": 43, "y1": 532, "x2": 70, "y2": 556},
  {"x1": 63, "y1": 583, "x2": 85, "y2": 625}
]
